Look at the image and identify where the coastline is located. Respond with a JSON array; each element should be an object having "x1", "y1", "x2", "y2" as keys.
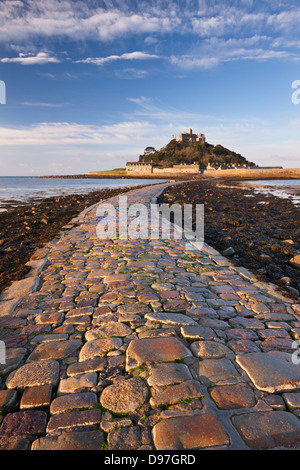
[
  {"x1": 35, "y1": 167, "x2": 300, "y2": 180},
  {"x1": 0, "y1": 185, "x2": 145, "y2": 294},
  {"x1": 0, "y1": 176, "x2": 299, "y2": 301},
  {"x1": 158, "y1": 178, "x2": 300, "y2": 299}
]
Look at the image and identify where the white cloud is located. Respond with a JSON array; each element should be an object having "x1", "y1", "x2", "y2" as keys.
[
  {"x1": 0, "y1": 52, "x2": 59, "y2": 65},
  {"x1": 76, "y1": 51, "x2": 160, "y2": 66},
  {"x1": 0, "y1": 120, "x2": 157, "y2": 146},
  {"x1": 21, "y1": 102, "x2": 64, "y2": 107}
]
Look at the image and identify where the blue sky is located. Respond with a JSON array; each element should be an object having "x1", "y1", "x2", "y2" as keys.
[{"x1": 0, "y1": 0, "x2": 300, "y2": 175}]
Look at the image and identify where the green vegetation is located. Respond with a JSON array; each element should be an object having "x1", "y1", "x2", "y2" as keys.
[{"x1": 138, "y1": 139, "x2": 255, "y2": 168}]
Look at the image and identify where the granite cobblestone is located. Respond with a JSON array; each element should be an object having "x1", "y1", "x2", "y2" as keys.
[{"x1": 0, "y1": 182, "x2": 300, "y2": 450}]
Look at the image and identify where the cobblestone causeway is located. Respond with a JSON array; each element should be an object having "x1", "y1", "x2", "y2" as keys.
[{"x1": 0, "y1": 182, "x2": 300, "y2": 450}]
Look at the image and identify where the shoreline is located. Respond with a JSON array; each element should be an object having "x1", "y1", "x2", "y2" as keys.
[
  {"x1": 34, "y1": 167, "x2": 300, "y2": 180},
  {"x1": 0, "y1": 185, "x2": 147, "y2": 295},
  {"x1": 0, "y1": 177, "x2": 299, "y2": 300},
  {"x1": 158, "y1": 178, "x2": 300, "y2": 299}
]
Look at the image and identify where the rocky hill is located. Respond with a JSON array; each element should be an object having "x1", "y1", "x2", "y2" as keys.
[{"x1": 139, "y1": 139, "x2": 256, "y2": 169}]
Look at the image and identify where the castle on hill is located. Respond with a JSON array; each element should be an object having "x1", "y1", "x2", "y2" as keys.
[{"x1": 177, "y1": 128, "x2": 205, "y2": 144}]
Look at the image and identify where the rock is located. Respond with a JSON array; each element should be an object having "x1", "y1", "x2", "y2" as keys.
[
  {"x1": 6, "y1": 360, "x2": 60, "y2": 389},
  {"x1": 126, "y1": 337, "x2": 192, "y2": 370},
  {"x1": 20, "y1": 385, "x2": 52, "y2": 410},
  {"x1": 145, "y1": 312, "x2": 198, "y2": 326},
  {"x1": 289, "y1": 255, "x2": 300, "y2": 269},
  {"x1": 209, "y1": 383, "x2": 257, "y2": 410},
  {"x1": 236, "y1": 352, "x2": 300, "y2": 393},
  {"x1": 152, "y1": 414, "x2": 230, "y2": 450},
  {"x1": 32, "y1": 430, "x2": 104, "y2": 450},
  {"x1": 27, "y1": 340, "x2": 82, "y2": 362},
  {"x1": 79, "y1": 338, "x2": 122, "y2": 362},
  {"x1": 100, "y1": 377, "x2": 148, "y2": 414},
  {"x1": 46, "y1": 409, "x2": 101, "y2": 434},
  {"x1": 50, "y1": 392, "x2": 97, "y2": 414},
  {"x1": 148, "y1": 363, "x2": 192, "y2": 386},
  {"x1": 85, "y1": 322, "x2": 132, "y2": 340},
  {"x1": 232, "y1": 411, "x2": 300, "y2": 450},
  {"x1": 149, "y1": 380, "x2": 202, "y2": 408},
  {"x1": 0, "y1": 410, "x2": 47, "y2": 438},
  {"x1": 222, "y1": 247, "x2": 235, "y2": 257},
  {"x1": 108, "y1": 426, "x2": 141, "y2": 450}
]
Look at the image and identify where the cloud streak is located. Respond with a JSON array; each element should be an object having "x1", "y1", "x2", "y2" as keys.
[
  {"x1": 76, "y1": 51, "x2": 160, "y2": 66},
  {"x1": 0, "y1": 52, "x2": 59, "y2": 65}
]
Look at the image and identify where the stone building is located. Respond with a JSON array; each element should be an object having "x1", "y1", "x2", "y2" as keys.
[
  {"x1": 126, "y1": 161, "x2": 202, "y2": 175},
  {"x1": 177, "y1": 129, "x2": 205, "y2": 144},
  {"x1": 126, "y1": 162, "x2": 153, "y2": 173}
]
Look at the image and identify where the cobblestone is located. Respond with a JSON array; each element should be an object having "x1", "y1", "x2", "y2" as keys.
[{"x1": 0, "y1": 182, "x2": 300, "y2": 450}]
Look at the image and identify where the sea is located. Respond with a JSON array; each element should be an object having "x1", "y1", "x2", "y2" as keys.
[
  {"x1": 243, "y1": 179, "x2": 300, "y2": 206},
  {"x1": 0, "y1": 176, "x2": 166, "y2": 212},
  {"x1": 0, "y1": 177, "x2": 299, "y2": 212}
]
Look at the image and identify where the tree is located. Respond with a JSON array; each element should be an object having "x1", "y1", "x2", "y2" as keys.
[{"x1": 143, "y1": 147, "x2": 156, "y2": 156}]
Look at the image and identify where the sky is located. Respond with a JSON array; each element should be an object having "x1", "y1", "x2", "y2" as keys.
[{"x1": 0, "y1": 0, "x2": 300, "y2": 176}]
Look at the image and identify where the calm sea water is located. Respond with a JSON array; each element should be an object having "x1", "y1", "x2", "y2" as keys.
[
  {"x1": 245, "y1": 179, "x2": 300, "y2": 206},
  {"x1": 0, "y1": 176, "x2": 166, "y2": 211},
  {"x1": 0, "y1": 177, "x2": 299, "y2": 212}
]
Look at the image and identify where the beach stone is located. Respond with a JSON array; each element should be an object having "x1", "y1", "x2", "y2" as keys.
[
  {"x1": 193, "y1": 358, "x2": 242, "y2": 387},
  {"x1": 152, "y1": 414, "x2": 230, "y2": 450},
  {"x1": 236, "y1": 352, "x2": 300, "y2": 393},
  {"x1": 31, "y1": 333, "x2": 68, "y2": 344},
  {"x1": 79, "y1": 338, "x2": 122, "y2": 362},
  {"x1": 6, "y1": 360, "x2": 60, "y2": 389},
  {"x1": 191, "y1": 341, "x2": 233, "y2": 358},
  {"x1": 232, "y1": 411, "x2": 300, "y2": 450},
  {"x1": 289, "y1": 255, "x2": 300, "y2": 269},
  {"x1": 46, "y1": 409, "x2": 101, "y2": 434},
  {"x1": 260, "y1": 337, "x2": 295, "y2": 352},
  {"x1": 66, "y1": 357, "x2": 106, "y2": 376},
  {"x1": 0, "y1": 410, "x2": 47, "y2": 438},
  {"x1": 180, "y1": 325, "x2": 216, "y2": 340},
  {"x1": 35, "y1": 311, "x2": 64, "y2": 325},
  {"x1": 0, "y1": 390, "x2": 18, "y2": 412},
  {"x1": 227, "y1": 339, "x2": 261, "y2": 354},
  {"x1": 229, "y1": 317, "x2": 265, "y2": 330},
  {"x1": 226, "y1": 329, "x2": 258, "y2": 341},
  {"x1": 50, "y1": 392, "x2": 97, "y2": 414},
  {"x1": 57, "y1": 373, "x2": 98, "y2": 394},
  {"x1": 149, "y1": 380, "x2": 202, "y2": 408},
  {"x1": 103, "y1": 274, "x2": 131, "y2": 283},
  {"x1": 27, "y1": 340, "x2": 82, "y2": 362},
  {"x1": 148, "y1": 363, "x2": 192, "y2": 386},
  {"x1": 162, "y1": 300, "x2": 190, "y2": 312},
  {"x1": 85, "y1": 322, "x2": 132, "y2": 340},
  {"x1": 100, "y1": 377, "x2": 148, "y2": 414},
  {"x1": 210, "y1": 384, "x2": 257, "y2": 410},
  {"x1": 108, "y1": 426, "x2": 141, "y2": 450},
  {"x1": 145, "y1": 312, "x2": 197, "y2": 326},
  {"x1": 126, "y1": 337, "x2": 192, "y2": 370},
  {"x1": 117, "y1": 303, "x2": 150, "y2": 315},
  {"x1": 200, "y1": 318, "x2": 230, "y2": 330},
  {"x1": 0, "y1": 347, "x2": 26, "y2": 376},
  {"x1": 20, "y1": 384, "x2": 52, "y2": 409},
  {"x1": 32, "y1": 430, "x2": 104, "y2": 450},
  {"x1": 282, "y1": 393, "x2": 300, "y2": 416}
]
